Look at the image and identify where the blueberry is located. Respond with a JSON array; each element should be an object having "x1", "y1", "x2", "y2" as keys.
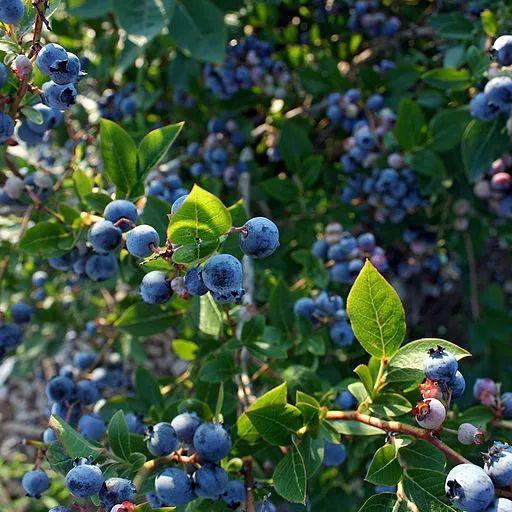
[
  {"x1": 88, "y1": 220, "x2": 122, "y2": 253},
  {"x1": 484, "y1": 76, "x2": 512, "y2": 114},
  {"x1": 78, "y1": 413, "x2": 106, "y2": 441},
  {"x1": 27, "y1": 104, "x2": 63, "y2": 134},
  {"x1": 124, "y1": 412, "x2": 146, "y2": 435},
  {"x1": 311, "y1": 239, "x2": 329, "y2": 260},
  {"x1": 366, "y1": 94, "x2": 384, "y2": 111},
  {"x1": 487, "y1": 498, "x2": 512, "y2": 512},
  {"x1": 49, "y1": 507, "x2": 72, "y2": 512},
  {"x1": 75, "y1": 379, "x2": 100, "y2": 405},
  {"x1": 126, "y1": 225, "x2": 159, "y2": 258},
  {"x1": 414, "y1": 398, "x2": 446, "y2": 430},
  {"x1": 492, "y1": 35, "x2": 512, "y2": 66},
  {"x1": 335, "y1": 390, "x2": 357, "y2": 410},
  {"x1": 484, "y1": 442, "x2": 512, "y2": 486},
  {"x1": 21, "y1": 469, "x2": 50, "y2": 498},
  {"x1": 103, "y1": 200, "x2": 138, "y2": 232},
  {"x1": 0, "y1": 63, "x2": 7, "y2": 88},
  {"x1": 193, "y1": 463, "x2": 229, "y2": 499},
  {"x1": 10, "y1": 302, "x2": 32, "y2": 324},
  {"x1": 473, "y1": 378, "x2": 497, "y2": 406},
  {"x1": 99, "y1": 478, "x2": 136, "y2": 510},
  {"x1": 36, "y1": 44, "x2": 69, "y2": 75},
  {"x1": 65, "y1": 458, "x2": 104, "y2": 498},
  {"x1": 146, "y1": 422, "x2": 179, "y2": 456},
  {"x1": 46, "y1": 375, "x2": 75, "y2": 402},
  {"x1": 445, "y1": 464, "x2": 495, "y2": 512},
  {"x1": 458, "y1": 423, "x2": 483, "y2": 446},
  {"x1": 155, "y1": 468, "x2": 194, "y2": 506},
  {"x1": 171, "y1": 194, "x2": 188, "y2": 214},
  {"x1": 170, "y1": 412, "x2": 202, "y2": 444},
  {"x1": 51, "y1": 401, "x2": 81, "y2": 426},
  {"x1": 73, "y1": 351, "x2": 96, "y2": 370},
  {"x1": 256, "y1": 498, "x2": 277, "y2": 512},
  {"x1": 449, "y1": 371, "x2": 466, "y2": 399},
  {"x1": 314, "y1": 291, "x2": 343, "y2": 317},
  {"x1": 470, "y1": 93, "x2": 499, "y2": 121},
  {"x1": 323, "y1": 441, "x2": 346, "y2": 467},
  {"x1": 294, "y1": 297, "x2": 315, "y2": 318},
  {"x1": 146, "y1": 492, "x2": 164, "y2": 509},
  {"x1": 0, "y1": 113, "x2": 14, "y2": 143},
  {"x1": 240, "y1": 217, "x2": 280, "y2": 259},
  {"x1": 203, "y1": 254, "x2": 243, "y2": 293},
  {"x1": 423, "y1": 346, "x2": 458, "y2": 382},
  {"x1": 42, "y1": 81, "x2": 77, "y2": 110},
  {"x1": 140, "y1": 271, "x2": 172, "y2": 304},
  {"x1": 222, "y1": 480, "x2": 246, "y2": 508},
  {"x1": 357, "y1": 233, "x2": 376, "y2": 251},
  {"x1": 85, "y1": 253, "x2": 118, "y2": 281},
  {"x1": 502, "y1": 392, "x2": 512, "y2": 419},
  {"x1": 193, "y1": 422, "x2": 232, "y2": 462},
  {"x1": 49, "y1": 52, "x2": 82, "y2": 85},
  {"x1": 43, "y1": 427, "x2": 57, "y2": 443},
  {"x1": 184, "y1": 268, "x2": 208, "y2": 296},
  {"x1": 330, "y1": 321, "x2": 354, "y2": 347}
]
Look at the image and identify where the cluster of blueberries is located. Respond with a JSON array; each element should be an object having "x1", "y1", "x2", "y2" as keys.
[
  {"x1": 185, "y1": 117, "x2": 251, "y2": 187},
  {"x1": 146, "y1": 165, "x2": 189, "y2": 204},
  {"x1": 474, "y1": 377, "x2": 512, "y2": 420},
  {"x1": 0, "y1": 170, "x2": 54, "y2": 206},
  {"x1": 138, "y1": 205, "x2": 280, "y2": 305},
  {"x1": 99, "y1": 84, "x2": 137, "y2": 121},
  {"x1": 470, "y1": 35, "x2": 512, "y2": 122},
  {"x1": 204, "y1": 36, "x2": 291, "y2": 99},
  {"x1": 311, "y1": 222, "x2": 388, "y2": 285},
  {"x1": 0, "y1": 301, "x2": 33, "y2": 362},
  {"x1": 294, "y1": 291, "x2": 354, "y2": 347},
  {"x1": 473, "y1": 153, "x2": 512, "y2": 219},
  {"x1": 346, "y1": 1, "x2": 401, "y2": 38}
]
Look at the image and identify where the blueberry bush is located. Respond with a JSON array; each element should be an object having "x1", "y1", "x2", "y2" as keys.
[{"x1": 2, "y1": 1, "x2": 512, "y2": 511}]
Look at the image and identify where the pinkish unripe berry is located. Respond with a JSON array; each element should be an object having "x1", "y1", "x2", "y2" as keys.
[
  {"x1": 474, "y1": 180, "x2": 491, "y2": 199},
  {"x1": 473, "y1": 378, "x2": 497, "y2": 406},
  {"x1": 170, "y1": 276, "x2": 188, "y2": 299},
  {"x1": 414, "y1": 398, "x2": 446, "y2": 430},
  {"x1": 491, "y1": 172, "x2": 512, "y2": 191},
  {"x1": 387, "y1": 152, "x2": 404, "y2": 169},
  {"x1": 457, "y1": 423, "x2": 484, "y2": 445},
  {"x1": 419, "y1": 379, "x2": 443, "y2": 400},
  {"x1": 4, "y1": 176, "x2": 23, "y2": 199},
  {"x1": 325, "y1": 222, "x2": 343, "y2": 245},
  {"x1": 11, "y1": 55, "x2": 32, "y2": 80}
]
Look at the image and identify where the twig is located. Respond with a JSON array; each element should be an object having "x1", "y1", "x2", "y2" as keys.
[{"x1": 243, "y1": 456, "x2": 256, "y2": 512}]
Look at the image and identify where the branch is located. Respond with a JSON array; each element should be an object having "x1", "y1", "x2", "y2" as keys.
[
  {"x1": 243, "y1": 456, "x2": 256, "y2": 512},
  {"x1": 325, "y1": 410, "x2": 469, "y2": 465}
]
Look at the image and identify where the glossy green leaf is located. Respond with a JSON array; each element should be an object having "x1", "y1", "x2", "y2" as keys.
[
  {"x1": 108, "y1": 410, "x2": 132, "y2": 461},
  {"x1": 273, "y1": 447, "x2": 307, "y2": 504},
  {"x1": 365, "y1": 444, "x2": 401, "y2": 485},
  {"x1": 247, "y1": 403, "x2": 303, "y2": 445},
  {"x1": 19, "y1": 222, "x2": 74, "y2": 257},
  {"x1": 49, "y1": 415, "x2": 101, "y2": 459},
  {"x1": 115, "y1": 303, "x2": 176, "y2": 337}
]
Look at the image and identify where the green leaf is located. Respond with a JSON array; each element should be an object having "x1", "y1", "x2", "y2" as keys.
[
  {"x1": 115, "y1": 303, "x2": 176, "y2": 337},
  {"x1": 169, "y1": 0, "x2": 227, "y2": 63},
  {"x1": 387, "y1": 338, "x2": 471, "y2": 383},
  {"x1": 429, "y1": 109, "x2": 472, "y2": 152},
  {"x1": 100, "y1": 119, "x2": 138, "y2": 198},
  {"x1": 330, "y1": 420, "x2": 384, "y2": 436},
  {"x1": 46, "y1": 442, "x2": 73, "y2": 475},
  {"x1": 278, "y1": 121, "x2": 313, "y2": 174},
  {"x1": 481, "y1": 9, "x2": 498, "y2": 37},
  {"x1": 108, "y1": 410, "x2": 132, "y2": 461},
  {"x1": 458, "y1": 405, "x2": 495, "y2": 426},
  {"x1": 354, "y1": 364, "x2": 374, "y2": 397},
  {"x1": 171, "y1": 339, "x2": 198, "y2": 361},
  {"x1": 461, "y1": 119, "x2": 510, "y2": 182},
  {"x1": 21, "y1": 105, "x2": 43, "y2": 124},
  {"x1": 273, "y1": 447, "x2": 307, "y2": 504},
  {"x1": 422, "y1": 68, "x2": 472, "y2": 91},
  {"x1": 73, "y1": 168, "x2": 93, "y2": 202},
  {"x1": 247, "y1": 404, "x2": 303, "y2": 445},
  {"x1": 403, "y1": 469, "x2": 458, "y2": 511},
  {"x1": 167, "y1": 184, "x2": 231, "y2": 246},
  {"x1": 347, "y1": 260, "x2": 406, "y2": 359},
  {"x1": 268, "y1": 280, "x2": 294, "y2": 333},
  {"x1": 296, "y1": 435, "x2": 324, "y2": 478},
  {"x1": 399, "y1": 439, "x2": 446, "y2": 471},
  {"x1": 370, "y1": 393, "x2": 412, "y2": 418},
  {"x1": 19, "y1": 222, "x2": 74, "y2": 257},
  {"x1": 198, "y1": 293, "x2": 223, "y2": 337},
  {"x1": 138, "y1": 123, "x2": 183, "y2": 182},
  {"x1": 49, "y1": 415, "x2": 102, "y2": 459},
  {"x1": 365, "y1": 444, "x2": 402, "y2": 486},
  {"x1": 171, "y1": 240, "x2": 219, "y2": 264},
  {"x1": 199, "y1": 352, "x2": 235, "y2": 382},
  {"x1": 241, "y1": 315, "x2": 265, "y2": 345},
  {"x1": 394, "y1": 99, "x2": 426, "y2": 151},
  {"x1": 143, "y1": 196, "x2": 171, "y2": 242},
  {"x1": 358, "y1": 493, "x2": 400, "y2": 512},
  {"x1": 135, "y1": 367, "x2": 163, "y2": 409}
]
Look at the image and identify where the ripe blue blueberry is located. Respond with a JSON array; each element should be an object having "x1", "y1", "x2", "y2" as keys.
[
  {"x1": 0, "y1": 323, "x2": 22, "y2": 349},
  {"x1": 22, "y1": 469, "x2": 50, "y2": 498},
  {"x1": 146, "y1": 492, "x2": 164, "y2": 509},
  {"x1": 484, "y1": 77, "x2": 512, "y2": 114},
  {"x1": 184, "y1": 268, "x2": 209, "y2": 296},
  {"x1": 140, "y1": 271, "x2": 172, "y2": 304},
  {"x1": 222, "y1": 480, "x2": 246, "y2": 508},
  {"x1": 193, "y1": 463, "x2": 229, "y2": 499},
  {"x1": 335, "y1": 390, "x2": 357, "y2": 410},
  {"x1": 85, "y1": 253, "x2": 118, "y2": 281},
  {"x1": 104, "y1": 200, "x2": 138, "y2": 232},
  {"x1": 126, "y1": 225, "x2": 159, "y2": 258},
  {"x1": 171, "y1": 194, "x2": 188, "y2": 214},
  {"x1": 315, "y1": 291, "x2": 343, "y2": 317},
  {"x1": 484, "y1": 442, "x2": 512, "y2": 487},
  {"x1": 43, "y1": 427, "x2": 57, "y2": 443},
  {"x1": 51, "y1": 401, "x2": 81, "y2": 426},
  {"x1": 445, "y1": 463, "x2": 495, "y2": 512},
  {"x1": 75, "y1": 379, "x2": 100, "y2": 405},
  {"x1": 170, "y1": 412, "x2": 202, "y2": 443},
  {"x1": 323, "y1": 442, "x2": 347, "y2": 467},
  {"x1": 46, "y1": 375, "x2": 74, "y2": 402},
  {"x1": 487, "y1": 498, "x2": 512, "y2": 512},
  {"x1": 124, "y1": 412, "x2": 146, "y2": 435},
  {"x1": 42, "y1": 81, "x2": 77, "y2": 110},
  {"x1": 330, "y1": 321, "x2": 354, "y2": 347},
  {"x1": 294, "y1": 297, "x2": 315, "y2": 318},
  {"x1": 146, "y1": 422, "x2": 179, "y2": 456},
  {"x1": 492, "y1": 35, "x2": 512, "y2": 66},
  {"x1": 65, "y1": 458, "x2": 104, "y2": 498},
  {"x1": 26, "y1": 104, "x2": 63, "y2": 134},
  {"x1": 0, "y1": 113, "x2": 14, "y2": 143},
  {"x1": 240, "y1": 217, "x2": 280, "y2": 259},
  {"x1": 0, "y1": 63, "x2": 7, "y2": 88},
  {"x1": 88, "y1": 220, "x2": 122, "y2": 253},
  {"x1": 11, "y1": 302, "x2": 32, "y2": 324},
  {"x1": 470, "y1": 93, "x2": 499, "y2": 121},
  {"x1": 155, "y1": 468, "x2": 195, "y2": 506},
  {"x1": 49, "y1": 507, "x2": 72, "y2": 512},
  {"x1": 256, "y1": 498, "x2": 277, "y2": 512},
  {"x1": 73, "y1": 351, "x2": 96, "y2": 370},
  {"x1": 311, "y1": 239, "x2": 329, "y2": 260},
  {"x1": 193, "y1": 422, "x2": 232, "y2": 462},
  {"x1": 16, "y1": 122, "x2": 44, "y2": 145},
  {"x1": 32, "y1": 271, "x2": 48, "y2": 288},
  {"x1": 203, "y1": 254, "x2": 243, "y2": 293},
  {"x1": 449, "y1": 371, "x2": 466, "y2": 399},
  {"x1": 423, "y1": 346, "x2": 458, "y2": 382},
  {"x1": 49, "y1": 52, "x2": 83, "y2": 85},
  {"x1": 502, "y1": 392, "x2": 512, "y2": 419},
  {"x1": 99, "y1": 478, "x2": 136, "y2": 510},
  {"x1": 36, "y1": 44, "x2": 69, "y2": 75},
  {"x1": 78, "y1": 413, "x2": 106, "y2": 441}
]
